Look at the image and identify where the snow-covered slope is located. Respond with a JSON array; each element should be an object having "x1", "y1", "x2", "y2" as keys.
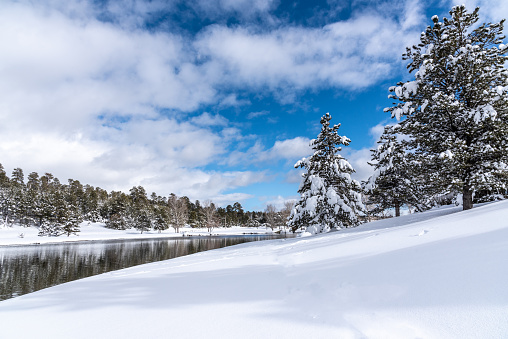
[{"x1": 1, "y1": 202, "x2": 507, "y2": 338}]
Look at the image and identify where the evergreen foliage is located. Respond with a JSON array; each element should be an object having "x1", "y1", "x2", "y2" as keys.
[
  {"x1": 385, "y1": 6, "x2": 508, "y2": 210},
  {"x1": 288, "y1": 113, "x2": 365, "y2": 234},
  {"x1": 364, "y1": 125, "x2": 427, "y2": 216}
]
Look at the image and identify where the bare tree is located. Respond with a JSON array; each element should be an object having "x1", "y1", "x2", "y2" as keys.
[
  {"x1": 203, "y1": 199, "x2": 218, "y2": 234},
  {"x1": 265, "y1": 204, "x2": 279, "y2": 230},
  {"x1": 280, "y1": 200, "x2": 294, "y2": 232},
  {"x1": 168, "y1": 194, "x2": 188, "y2": 233}
]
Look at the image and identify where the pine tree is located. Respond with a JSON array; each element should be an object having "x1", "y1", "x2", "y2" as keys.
[
  {"x1": 1, "y1": 168, "x2": 25, "y2": 226},
  {"x1": 129, "y1": 186, "x2": 151, "y2": 232},
  {"x1": 0, "y1": 164, "x2": 11, "y2": 226},
  {"x1": 62, "y1": 204, "x2": 82, "y2": 236},
  {"x1": 385, "y1": 6, "x2": 508, "y2": 210},
  {"x1": 152, "y1": 204, "x2": 170, "y2": 233},
  {"x1": 104, "y1": 191, "x2": 129, "y2": 230},
  {"x1": 25, "y1": 172, "x2": 42, "y2": 226},
  {"x1": 364, "y1": 125, "x2": 427, "y2": 216},
  {"x1": 39, "y1": 190, "x2": 66, "y2": 237},
  {"x1": 288, "y1": 113, "x2": 365, "y2": 234}
]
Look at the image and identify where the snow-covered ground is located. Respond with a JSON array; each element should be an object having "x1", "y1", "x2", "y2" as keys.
[
  {"x1": 1, "y1": 202, "x2": 507, "y2": 338},
  {"x1": 0, "y1": 223, "x2": 274, "y2": 246}
]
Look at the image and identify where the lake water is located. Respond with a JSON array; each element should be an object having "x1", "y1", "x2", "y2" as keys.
[{"x1": 0, "y1": 234, "x2": 291, "y2": 301}]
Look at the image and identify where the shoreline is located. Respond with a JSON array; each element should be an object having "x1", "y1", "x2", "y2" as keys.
[
  {"x1": 0, "y1": 232, "x2": 291, "y2": 248},
  {"x1": 0, "y1": 222, "x2": 287, "y2": 247}
]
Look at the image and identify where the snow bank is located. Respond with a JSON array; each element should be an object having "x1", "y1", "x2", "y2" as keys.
[
  {"x1": 0, "y1": 223, "x2": 272, "y2": 246},
  {"x1": 1, "y1": 201, "x2": 507, "y2": 338}
]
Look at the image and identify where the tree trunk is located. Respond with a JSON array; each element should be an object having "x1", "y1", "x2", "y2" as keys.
[
  {"x1": 463, "y1": 187, "x2": 473, "y2": 210},
  {"x1": 394, "y1": 201, "x2": 401, "y2": 217}
]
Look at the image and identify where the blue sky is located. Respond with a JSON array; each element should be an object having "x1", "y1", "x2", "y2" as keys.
[{"x1": 0, "y1": 0, "x2": 507, "y2": 210}]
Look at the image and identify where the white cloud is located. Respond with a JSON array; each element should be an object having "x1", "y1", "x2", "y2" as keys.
[
  {"x1": 210, "y1": 193, "x2": 255, "y2": 207},
  {"x1": 194, "y1": 0, "x2": 277, "y2": 19},
  {"x1": 138, "y1": 168, "x2": 269, "y2": 201},
  {"x1": 284, "y1": 169, "x2": 304, "y2": 184},
  {"x1": 225, "y1": 137, "x2": 312, "y2": 166},
  {"x1": 219, "y1": 94, "x2": 251, "y2": 107},
  {"x1": 259, "y1": 195, "x2": 298, "y2": 210},
  {"x1": 266, "y1": 137, "x2": 312, "y2": 161},
  {"x1": 193, "y1": 9, "x2": 426, "y2": 94},
  {"x1": 346, "y1": 148, "x2": 375, "y2": 184},
  {"x1": 247, "y1": 110, "x2": 270, "y2": 119},
  {"x1": 401, "y1": 0, "x2": 426, "y2": 31},
  {"x1": 190, "y1": 112, "x2": 229, "y2": 126},
  {"x1": 368, "y1": 122, "x2": 389, "y2": 142}
]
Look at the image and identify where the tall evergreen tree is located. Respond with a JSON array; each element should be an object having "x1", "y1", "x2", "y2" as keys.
[
  {"x1": 288, "y1": 113, "x2": 365, "y2": 234},
  {"x1": 385, "y1": 6, "x2": 508, "y2": 210},
  {"x1": 104, "y1": 191, "x2": 130, "y2": 230},
  {"x1": 152, "y1": 204, "x2": 170, "y2": 233},
  {"x1": 9, "y1": 168, "x2": 25, "y2": 225},
  {"x1": 0, "y1": 164, "x2": 12, "y2": 226},
  {"x1": 23, "y1": 172, "x2": 41, "y2": 226},
  {"x1": 129, "y1": 186, "x2": 151, "y2": 232},
  {"x1": 364, "y1": 126, "x2": 426, "y2": 216}
]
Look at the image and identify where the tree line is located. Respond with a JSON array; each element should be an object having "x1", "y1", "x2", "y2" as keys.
[{"x1": 0, "y1": 164, "x2": 291, "y2": 236}]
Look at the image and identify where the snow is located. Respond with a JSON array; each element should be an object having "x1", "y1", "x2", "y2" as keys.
[
  {"x1": 420, "y1": 99, "x2": 428, "y2": 113},
  {"x1": 439, "y1": 150, "x2": 454, "y2": 159},
  {"x1": 0, "y1": 223, "x2": 273, "y2": 246},
  {"x1": 470, "y1": 104, "x2": 498, "y2": 123},
  {"x1": 1, "y1": 201, "x2": 508, "y2": 338}
]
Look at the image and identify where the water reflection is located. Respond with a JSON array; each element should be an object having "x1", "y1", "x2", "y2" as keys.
[{"x1": 0, "y1": 235, "x2": 288, "y2": 301}]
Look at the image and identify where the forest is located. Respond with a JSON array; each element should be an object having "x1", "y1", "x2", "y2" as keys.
[{"x1": 0, "y1": 163, "x2": 290, "y2": 236}]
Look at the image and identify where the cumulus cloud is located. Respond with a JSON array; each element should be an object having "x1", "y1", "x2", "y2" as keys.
[
  {"x1": 193, "y1": 0, "x2": 277, "y2": 21},
  {"x1": 225, "y1": 137, "x2": 312, "y2": 166},
  {"x1": 266, "y1": 137, "x2": 312, "y2": 161},
  {"x1": 284, "y1": 169, "x2": 304, "y2": 184},
  {"x1": 259, "y1": 194, "x2": 298, "y2": 210},
  {"x1": 190, "y1": 112, "x2": 229, "y2": 127}
]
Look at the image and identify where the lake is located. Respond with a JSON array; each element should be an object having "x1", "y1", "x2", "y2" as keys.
[{"x1": 0, "y1": 234, "x2": 291, "y2": 301}]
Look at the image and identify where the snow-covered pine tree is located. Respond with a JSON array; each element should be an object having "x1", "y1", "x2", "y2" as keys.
[
  {"x1": 62, "y1": 204, "x2": 82, "y2": 236},
  {"x1": 129, "y1": 186, "x2": 152, "y2": 232},
  {"x1": 24, "y1": 172, "x2": 42, "y2": 227},
  {"x1": 288, "y1": 113, "x2": 365, "y2": 234},
  {"x1": 104, "y1": 191, "x2": 129, "y2": 230},
  {"x1": 385, "y1": 6, "x2": 508, "y2": 210},
  {"x1": 152, "y1": 204, "x2": 170, "y2": 233},
  {"x1": 0, "y1": 164, "x2": 11, "y2": 226},
  {"x1": 364, "y1": 125, "x2": 427, "y2": 216},
  {"x1": 9, "y1": 168, "x2": 26, "y2": 226},
  {"x1": 38, "y1": 190, "x2": 66, "y2": 237}
]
